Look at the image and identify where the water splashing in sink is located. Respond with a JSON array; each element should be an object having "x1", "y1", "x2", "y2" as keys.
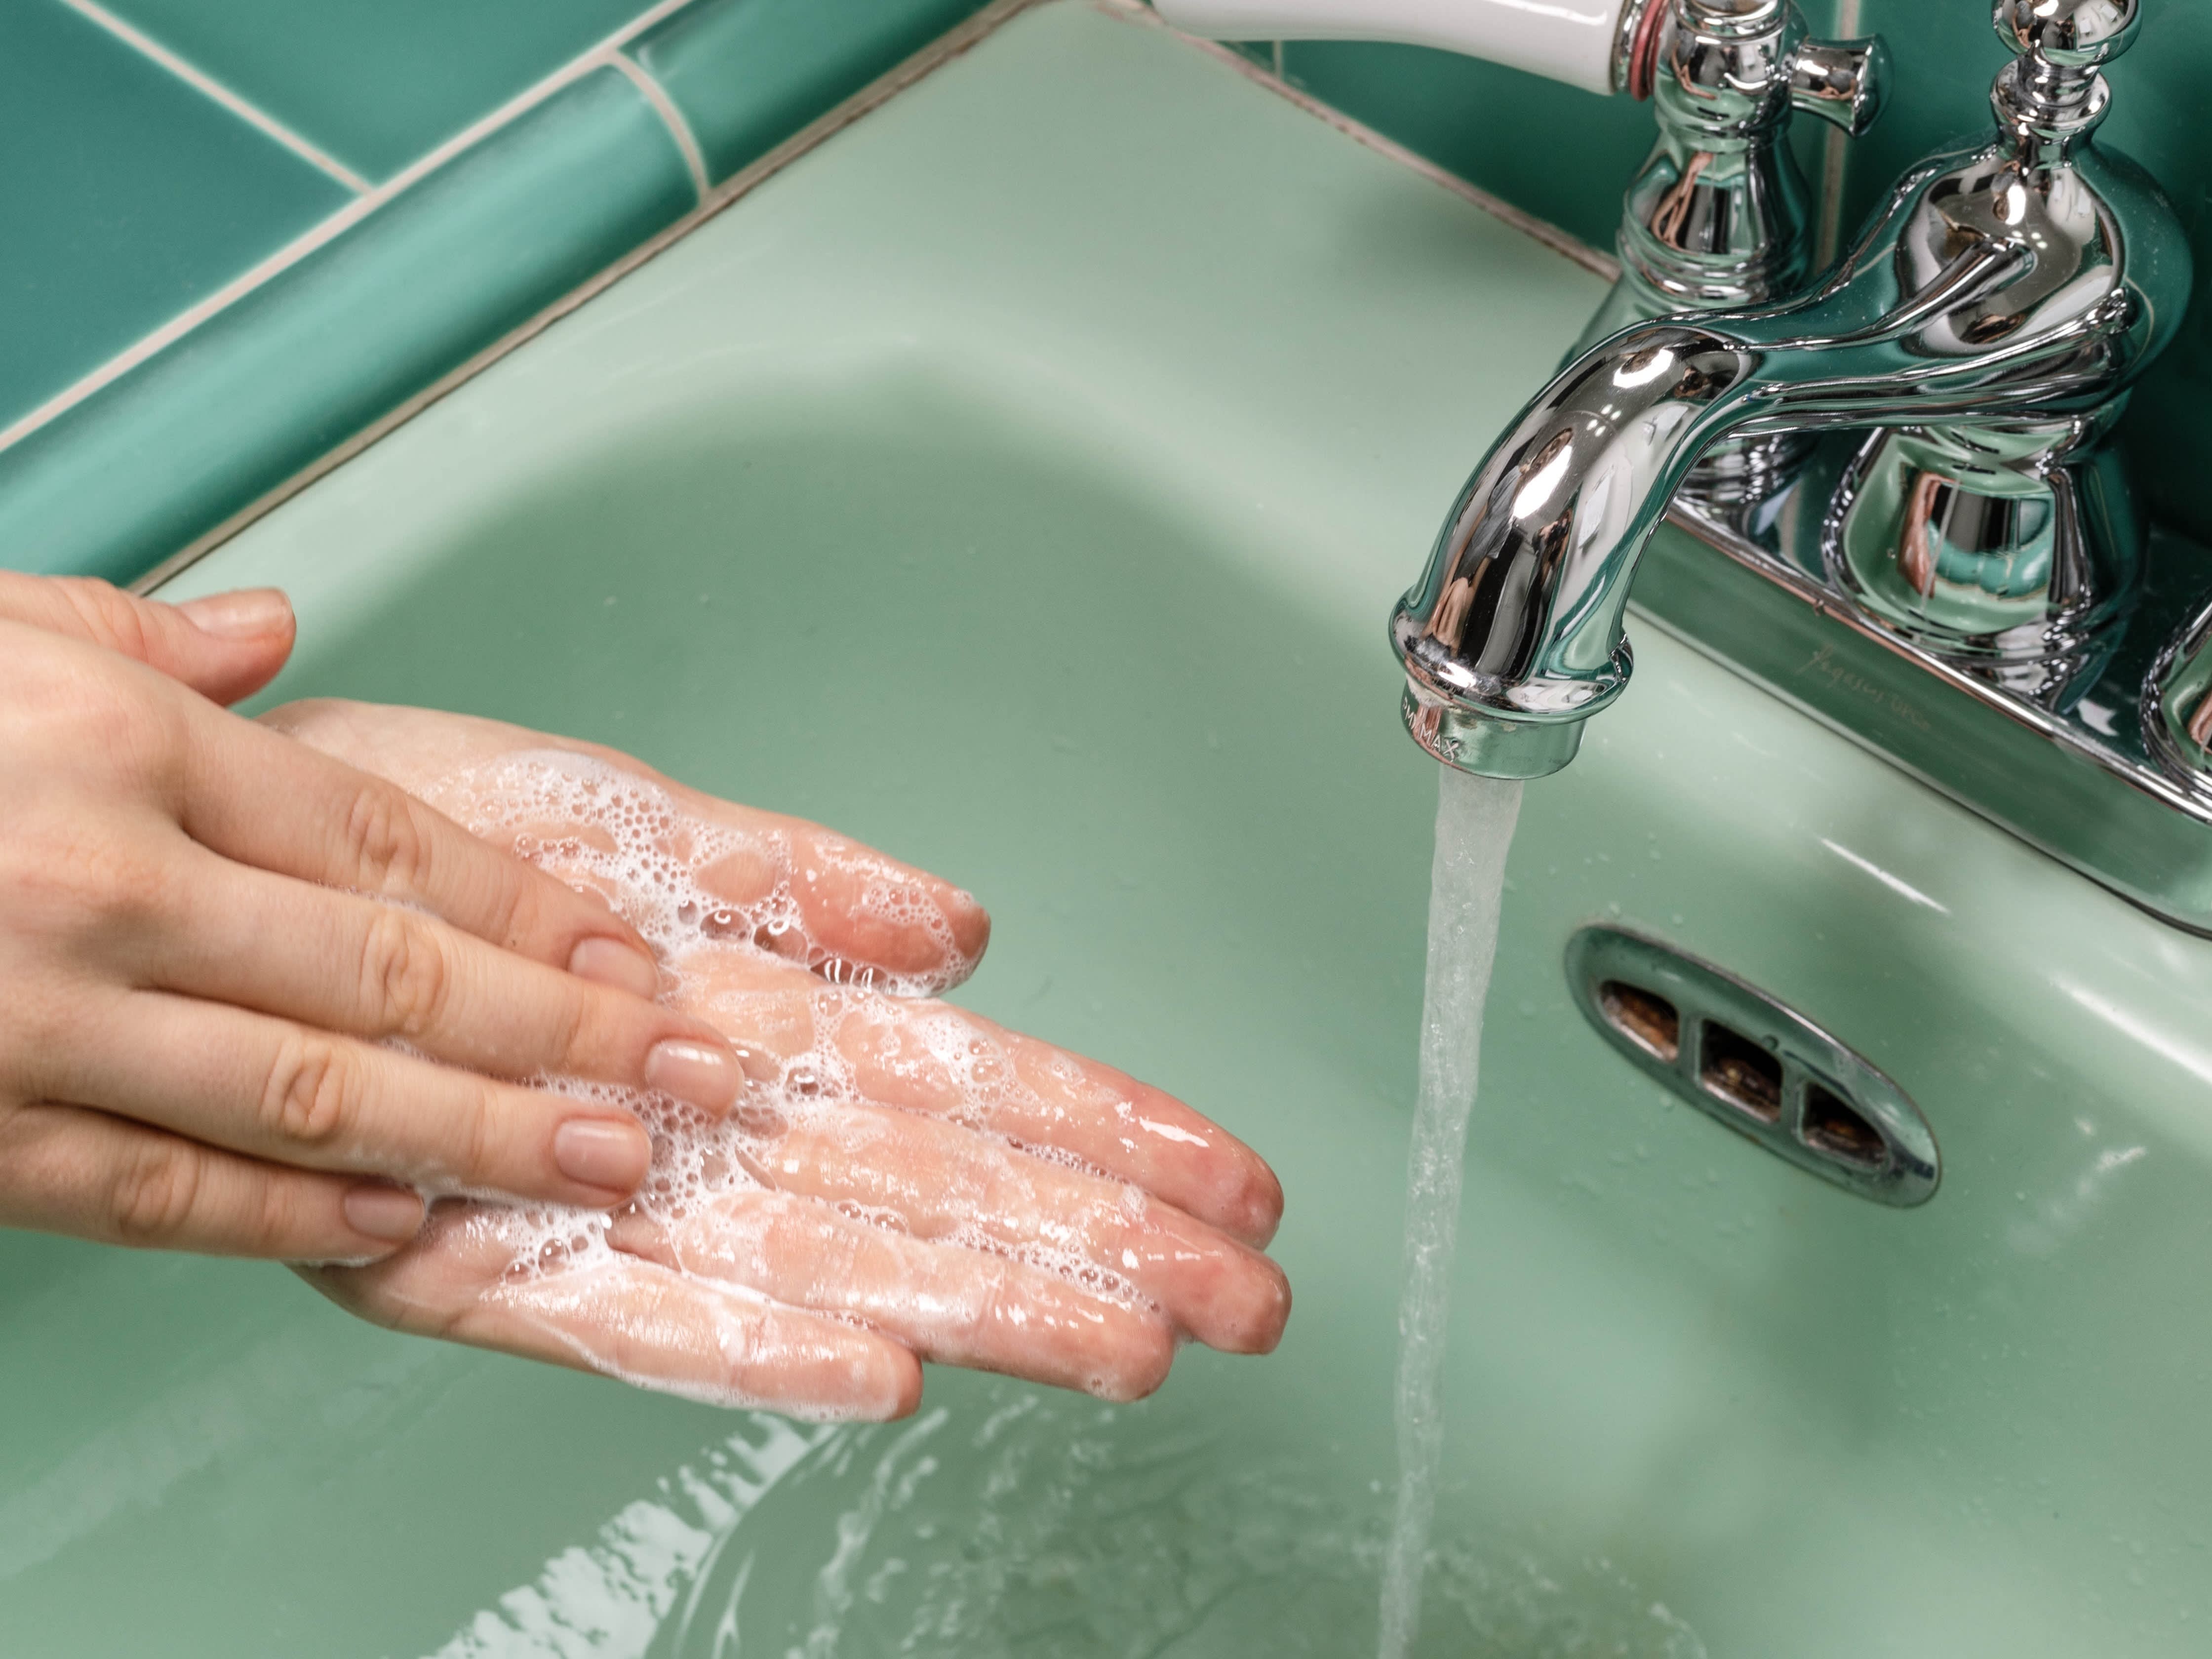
[{"x1": 1378, "y1": 768, "x2": 1523, "y2": 1659}]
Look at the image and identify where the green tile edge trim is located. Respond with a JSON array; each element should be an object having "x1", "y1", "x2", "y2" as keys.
[
  {"x1": 0, "y1": 0, "x2": 1027, "y2": 589},
  {"x1": 0, "y1": 67, "x2": 694, "y2": 587},
  {"x1": 630, "y1": 0, "x2": 997, "y2": 186}
]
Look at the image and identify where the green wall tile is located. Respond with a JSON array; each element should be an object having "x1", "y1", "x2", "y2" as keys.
[
  {"x1": 1264, "y1": 0, "x2": 1850, "y2": 257},
  {"x1": 630, "y1": 0, "x2": 992, "y2": 185},
  {"x1": 100, "y1": 0, "x2": 654, "y2": 182},
  {"x1": 1846, "y1": 0, "x2": 2212, "y2": 549},
  {"x1": 0, "y1": 1, "x2": 349, "y2": 434},
  {"x1": 1277, "y1": 40, "x2": 1654, "y2": 252},
  {"x1": 0, "y1": 68, "x2": 694, "y2": 586}
]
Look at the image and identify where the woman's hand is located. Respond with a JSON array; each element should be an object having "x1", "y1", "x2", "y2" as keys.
[
  {"x1": 273, "y1": 701, "x2": 1289, "y2": 1420},
  {"x1": 0, "y1": 575, "x2": 751, "y2": 1261}
]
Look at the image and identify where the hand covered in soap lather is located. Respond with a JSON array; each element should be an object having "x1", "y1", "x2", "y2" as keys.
[{"x1": 265, "y1": 701, "x2": 1291, "y2": 1418}]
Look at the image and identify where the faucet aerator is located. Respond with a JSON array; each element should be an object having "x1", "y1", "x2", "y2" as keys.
[{"x1": 1399, "y1": 682, "x2": 1587, "y2": 781}]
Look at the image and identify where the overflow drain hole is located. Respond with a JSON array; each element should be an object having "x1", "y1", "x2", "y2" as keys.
[
  {"x1": 1599, "y1": 981, "x2": 1680, "y2": 1062},
  {"x1": 1801, "y1": 1081, "x2": 1886, "y2": 1167},
  {"x1": 1568, "y1": 927, "x2": 1939, "y2": 1207},
  {"x1": 1700, "y1": 1022, "x2": 1782, "y2": 1124}
]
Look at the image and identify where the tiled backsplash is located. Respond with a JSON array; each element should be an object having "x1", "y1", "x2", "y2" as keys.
[
  {"x1": 8, "y1": 0, "x2": 2203, "y2": 586},
  {"x1": 1264, "y1": 0, "x2": 2212, "y2": 548},
  {"x1": 93, "y1": 0, "x2": 660, "y2": 184},
  {"x1": 0, "y1": 2, "x2": 352, "y2": 456},
  {"x1": 0, "y1": 0, "x2": 995, "y2": 585}
]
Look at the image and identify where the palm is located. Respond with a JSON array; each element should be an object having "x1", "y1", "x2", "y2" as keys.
[{"x1": 274, "y1": 702, "x2": 1287, "y2": 1419}]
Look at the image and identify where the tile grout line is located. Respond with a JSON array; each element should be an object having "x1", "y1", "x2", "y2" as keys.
[
  {"x1": 58, "y1": 0, "x2": 372, "y2": 193},
  {"x1": 689, "y1": 0, "x2": 1038, "y2": 215},
  {"x1": 0, "y1": 202, "x2": 381, "y2": 455},
  {"x1": 370, "y1": 0, "x2": 702, "y2": 202},
  {"x1": 132, "y1": 0, "x2": 1046, "y2": 594},
  {"x1": 607, "y1": 50, "x2": 711, "y2": 203},
  {"x1": 1108, "y1": 0, "x2": 1618, "y2": 280},
  {"x1": 0, "y1": 0, "x2": 710, "y2": 462}
]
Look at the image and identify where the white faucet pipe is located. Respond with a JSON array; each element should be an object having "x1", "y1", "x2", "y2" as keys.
[{"x1": 1150, "y1": 0, "x2": 1636, "y2": 96}]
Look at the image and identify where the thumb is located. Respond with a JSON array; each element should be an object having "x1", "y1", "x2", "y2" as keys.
[{"x1": 0, "y1": 572, "x2": 294, "y2": 707}]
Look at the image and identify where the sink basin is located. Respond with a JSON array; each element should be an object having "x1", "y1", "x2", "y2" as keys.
[{"x1": 9, "y1": 3, "x2": 2212, "y2": 1653}]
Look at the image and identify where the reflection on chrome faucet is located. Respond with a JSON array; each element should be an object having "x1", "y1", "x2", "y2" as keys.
[{"x1": 1393, "y1": 0, "x2": 2189, "y2": 782}]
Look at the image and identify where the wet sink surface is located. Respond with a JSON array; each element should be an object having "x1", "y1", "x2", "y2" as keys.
[{"x1": 10, "y1": 4, "x2": 2212, "y2": 1654}]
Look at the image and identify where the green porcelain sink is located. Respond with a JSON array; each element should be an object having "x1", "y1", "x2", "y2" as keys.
[{"x1": 8, "y1": 4, "x2": 2212, "y2": 1653}]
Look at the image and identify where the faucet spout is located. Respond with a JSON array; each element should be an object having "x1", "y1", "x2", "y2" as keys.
[{"x1": 1393, "y1": 0, "x2": 2188, "y2": 779}]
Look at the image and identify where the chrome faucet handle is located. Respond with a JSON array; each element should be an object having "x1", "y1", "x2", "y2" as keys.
[
  {"x1": 1656, "y1": 0, "x2": 1886, "y2": 136},
  {"x1": 1589, "y1": 1, "x2": 1889, "y2": 508},
  {"x1": 1611, "y1": 0, "x2": 1890, "y2": 317},
  {"x1": 1991, "y1": 0, "x2": 2137, "y2": 146},
  {"x1": 1821, "y1": 0, "x2": 2160, "y2": 696},
  {"x1": 1788, "y1": 34, "x2": 1886, "y2": 137},
  {"x1": 1996, "y1": 0, "x2": 2138, "y2": 60}
]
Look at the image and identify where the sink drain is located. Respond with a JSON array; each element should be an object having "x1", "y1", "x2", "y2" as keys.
[{"x1": 1566, "y1": 925, "x2": 1939, "y2": 1207}]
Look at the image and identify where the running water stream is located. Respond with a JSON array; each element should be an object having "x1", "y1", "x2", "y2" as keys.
[{"x1": 1377, "y1": 766, "x2": 1526, "y2": 1659}]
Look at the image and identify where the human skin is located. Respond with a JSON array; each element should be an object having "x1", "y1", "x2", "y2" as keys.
[
  {"x1": 0, "y1": 576, "x2": 1289, "y2": 1416},
  {"x1": 276, "y1": 700, "x2": 1290, "y2": 1418},
  {"x1": 0, "y1": 574, "x2": 750, "y2": 1259}
]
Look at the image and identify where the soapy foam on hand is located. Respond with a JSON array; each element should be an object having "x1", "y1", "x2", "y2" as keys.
[{"x1": 402, "y1": 751, "x2": 1149, "y2": 1413}]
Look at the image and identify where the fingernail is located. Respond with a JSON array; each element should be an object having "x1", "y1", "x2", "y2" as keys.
[
  {"x1": 177, "y1": 587, "x2": 292, "y2": 640},
  {"x1": 569, "y1": 935, "x2": 661, "y2": 1000},
  {"x1": 342, "y1": 1183, "x2": 426, "y2": 1244},
  {"x1": 645, "y1": 1038, "x2": 742, "y2": 1114},
  {"x1": 554, "y1": 1117, "x2": 651, "y2": 1194},
  {"x1": 728, "y1": 1040, "x2": 781, "y2": 1084}
]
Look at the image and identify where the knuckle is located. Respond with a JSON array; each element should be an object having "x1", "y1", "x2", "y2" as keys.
[
  {"x1": 358, "y1": 909, "x2": 454, "y2": 1039},
  {"x1": 4, "y1": 827, "x2": 177, "y2": 945},
  {"x1": 91, "y1": 702, "x2": 177, "y2": 792},
  {"x1": 342, "y1": 782, "x2": 430, "y2": 897},
  {"x1": 544, "y1": 986, "x2": 595, "y2": 1074},
  {"x1": 258, "y1": 1033, "x2": 357, "y2": 1148},
  {"x1": 967, "y1": 1260, "x2": 1018, "y2": 1347},
  {"x1": 56, "y1": 578, "x2": 152, "y2": 659},
  {"x1": 0, "y1": 980, "x2": 84, "y2": 1092},
  {"x1": 240, "y1": 1178, "x2": 313, "y2": 1258},
  {"x1": 481, "y1": 863, "x2": 539, "y2": 953},
  {"x1": 0, "y1": 1097, "x2": 60, "y2": 1193},
  {"x1": 88, "y1": 837, "x2": 176, "y2": 929},
  {"x1": 448, "y1": 1075, "x2": 504, "y2": 1186},
  {"x1": 3, "y1": 655, "x2": 177, "y2": 784},
  {"x1": 107, "y1": 1139, "x2": 203, "y2": 1246}
]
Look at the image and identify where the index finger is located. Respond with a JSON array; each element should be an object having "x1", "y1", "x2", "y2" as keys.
[
  {"x1": 177, "y1": 697, "x2": 663, "y2": 997},
  {"x1": 260, "y1": 700, "x2": 989, "y2": 996}
]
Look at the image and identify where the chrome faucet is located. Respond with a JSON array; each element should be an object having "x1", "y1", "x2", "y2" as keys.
[
  {"x1": 1392, "y1": 0, "x2": 2191, "y2": 780},
  {"x1": 1590, "y1": 0, "x2": 1886, "y2": 331}
]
